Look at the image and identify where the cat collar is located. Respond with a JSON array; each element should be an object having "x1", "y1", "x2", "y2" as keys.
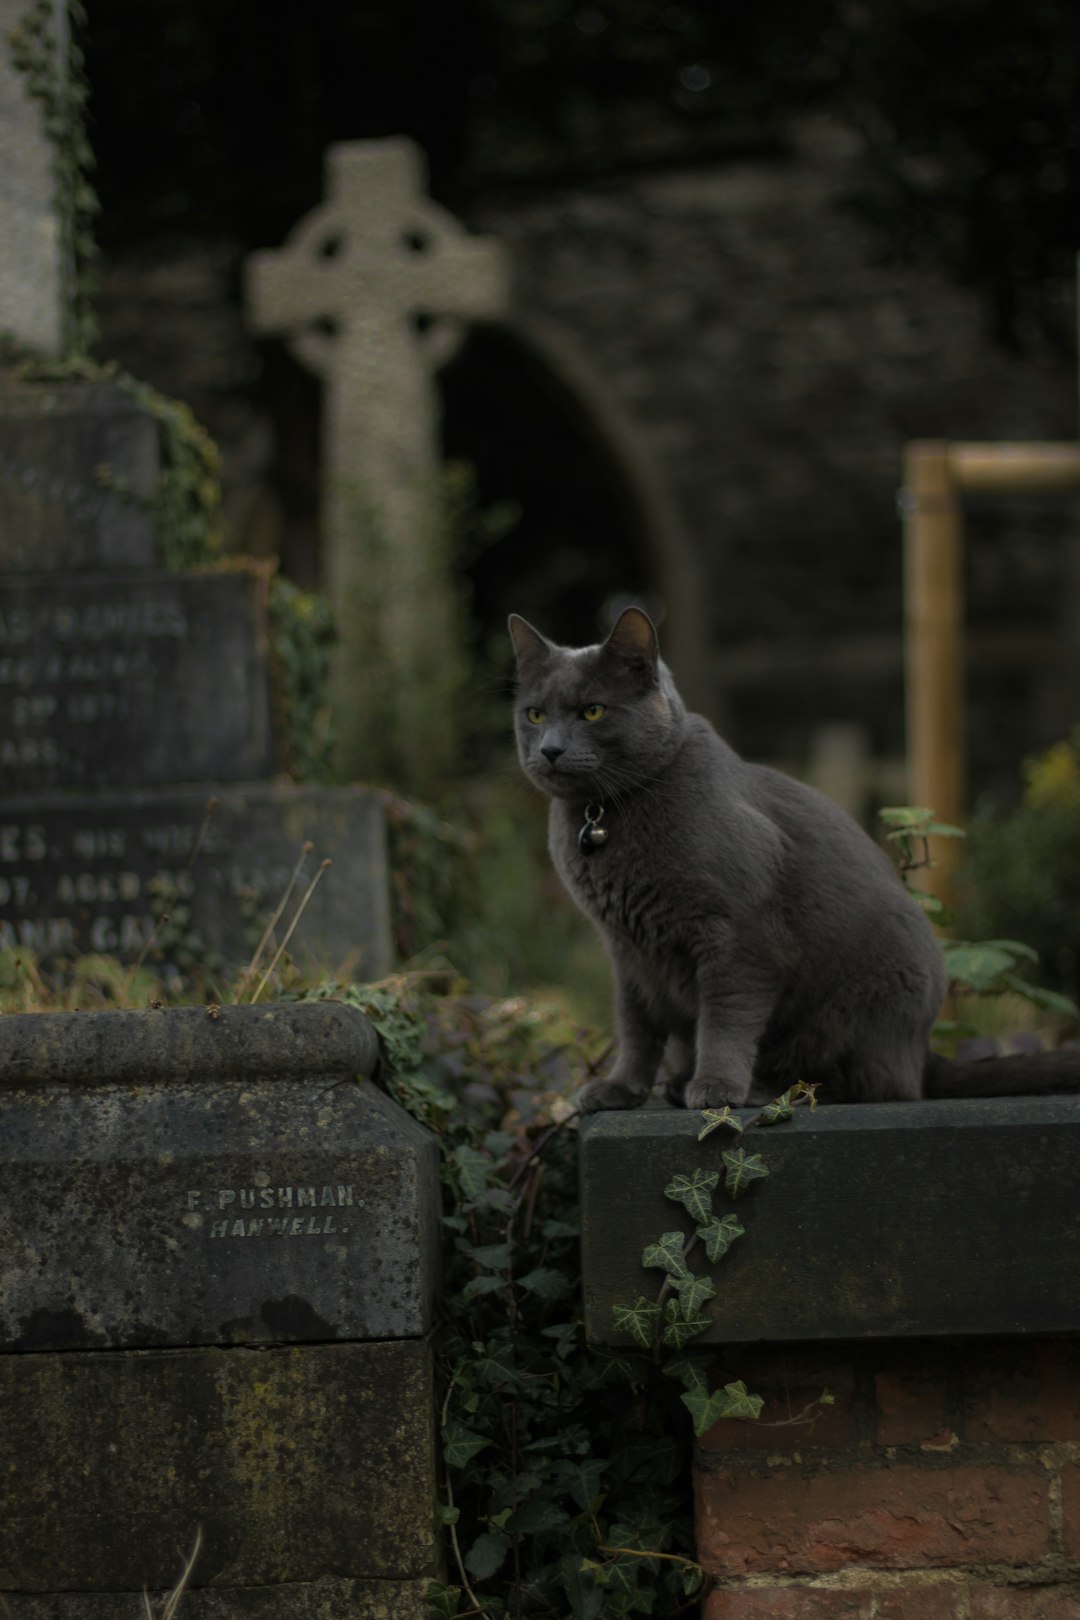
[{"x1": 578, "y1": 802, "x2": 608, "y2": 856}]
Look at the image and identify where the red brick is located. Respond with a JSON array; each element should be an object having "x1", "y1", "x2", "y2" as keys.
[
  {"x1": 705, "y1": 1590, "x2": 873, "y2": 1618},
  {"x1": 875, "y1": 1371, "x2": 951, "y2": 1448},
  {"x1": 970, "y1": 1585, "x2": 1080, "y2": 1618},
  {"x1": 698, "y1": 1350, "x2": 860, "y2": 1454},
  {"x1": 875, "y1": 1587, "x2": 969, "y2": 1619},
  {"x1": 960, "y1": 1344, "x2": 1080, "y2": 1445},
  {"x1": 694, "y1": 1462, "x2": 1050, "y2": 1575},
  {"x1": 1061, "y1": 1463, "x2": 1080, "y2": 1558}
]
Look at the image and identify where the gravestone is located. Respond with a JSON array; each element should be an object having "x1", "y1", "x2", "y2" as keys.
[
  {"x1": 0, "y1": 999, "x2": 441, "y2": 1616},
  {"x1": 0, "y1": 0, "x2": 70, "y2": 356},
  {"x1": 0, "y1": 381, "x2": 393, "y2": 976},
  {"x1": 247, "y1": 138, "x2": 508, "y2": 784}
]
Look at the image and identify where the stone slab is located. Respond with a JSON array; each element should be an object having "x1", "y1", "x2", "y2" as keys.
[
  {"x1": 2, "y1": 1580, "x2": 433, "y2": 1619},
  {"x1": 580, "y1": 1097, "x2": 1080, "y2": 1344},
  {"x1": 0, "y1": 1001, "x2": 439, "y2": 1350},
  {"x1": 0, "y1": 377, "x2": 160, "y2": 568},
  {"x1": 0, "y1": 1339, "x2": 438, "y2": 1591},
  {"x1": 0, "y1": 781, "x2": 394, "y2": 975},
  {"x1": 0, "y1": 568, "x2": 276, "y2": 789},
  {"x1": 0, "y1": 3, "x2": 68, "y2": 356}
]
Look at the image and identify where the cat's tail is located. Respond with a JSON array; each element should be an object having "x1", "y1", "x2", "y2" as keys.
[{"x1": 924, "y1": 1048, "x2": 1080, "y2": 1099}]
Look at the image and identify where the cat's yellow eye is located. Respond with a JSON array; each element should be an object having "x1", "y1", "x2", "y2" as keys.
[
  {"x1": 526, "y1": 707, "x2": 546, "y2": 725},
  {"x1": 582, "y1": 703, "x2": 606, "y2": 723}
]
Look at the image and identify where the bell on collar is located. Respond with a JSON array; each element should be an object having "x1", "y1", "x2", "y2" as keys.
[{"x1": 578, "y1": 803, "x2": 608, "y2": 856}]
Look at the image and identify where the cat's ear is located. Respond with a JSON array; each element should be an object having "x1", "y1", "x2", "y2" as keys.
[
  {"x1": 508, "y1": 614, "x2": 553, "y2": 669},
  {"x1": 601, "y1": 607, "x2": 659, "y2": 681}
]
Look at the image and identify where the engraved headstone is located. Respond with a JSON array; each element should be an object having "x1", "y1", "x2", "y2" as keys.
[
  {"x1": 0, "y1": 1001, "x2": 440, "y2": 1616},
  {"x1": 0, "y1": 388, "x2": 394, "y2": 975},
  {"x1": 0, "y1": 782, "x2": 393, "y2": 976},
  {"x1": 247, "y1": 138, "x2": 508, "y2": 783},
  {"x1": 0, "y1": 375, "x2": 160, "y2": 569},
  {"x1": 0, "y1": 0, "x2": 71, "y2": 356},
  {"x1": 0, "y1": 569, "x2": 276, "y2": 790}
]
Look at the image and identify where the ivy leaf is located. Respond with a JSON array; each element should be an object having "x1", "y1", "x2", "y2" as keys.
[
  {"x1": 468, "y1": 1242, "x2": 511, "y2": 1270},
  {"x1": 518, "y1": 1266, "x2": 572, "y2": 1301},
  {"x1": 663, "y1": 1353, "x2": 711, "y2": 1395},
  {"x1": 660, "y1": 1297, "x2": 710, "y2": 1348},
  {"x1": 681, "y1": 1564, "x2": 706, "y2": 1598},
  {"x1": 435, "y1": 1502, "x2": 460, "y2": 1527},
  {"x1": 612, "y1": 1297, "x2": 661, "y2": 1348},
  {"x1": 424, "y1": 1581, "x2": 462, "y2": 1619},
  {"x1": 559, "y1": 1552, "x2": 605, "y2": 1620},
  {"x1": 452, "y1": 1144, "x2": 493, "y2": 1198},
  {"x1": 465, "y1": 1530, "x2": 510, "y2": 1579},
  {"x1": 673, "y1": 1272, "x2": 717, "y2": 1315},
  {"x1": 698, "y1": 1106, "x2": 743, "y2": 1140},
  {"x1": 721, "y1": 1148, "x2": 770, "y2": 1198},
  {"x1": 791, "y1": 1079, "x2": 820, "y2": 1109},
  {"x1": 509, "y1": 1496, "x2": 570, "y2": 1534},
  {"x1": 664, "y1": 1169, "x2": 720, "y2": 1223},
  {"x1": 462, "y1": 1274, "x2": 506, "y2": 1301},
  {"x1": 757, "y1": 1092, "x2": 794, "y2": 1125},
  {"x1": 441, "y1": 1421, "x2": 489, "y2": 1470},
  {"x1": 641, "y1": 1230, "x2": 690, "y2": 1280},
  {"x1": 680, "y1": 1379, "x2": 764, "y2": 1436},
  {"x1": 717, "y1": 1378, "x2": 765, "y2": 1419},
  {"x1": 696, "y1": 1213, "x2": 745, "y2": 1262},
  {"x1": 549, "y1": 1456, "x2": 609, "y2": 1512}
]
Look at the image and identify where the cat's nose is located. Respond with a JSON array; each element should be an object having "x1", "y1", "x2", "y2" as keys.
[{"x1": 541, "y1": 740, "x2": 565, "y2": 764}]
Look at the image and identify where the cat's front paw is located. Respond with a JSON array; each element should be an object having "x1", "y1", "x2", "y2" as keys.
[
  {"x1": 683, "y1": 1075, "x2": 752, "y2": 1111},
  {"x1": 577, "y1": 1075, "x2": 651, "y2": 1113}
]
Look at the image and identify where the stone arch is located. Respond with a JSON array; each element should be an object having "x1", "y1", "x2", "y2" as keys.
[{"x1": 438, "y1": 313, "x2": 708, "y2": 707}]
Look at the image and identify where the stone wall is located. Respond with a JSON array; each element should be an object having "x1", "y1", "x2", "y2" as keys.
[{"x1": 696, "y1": 1339, "x2": 1080, "y2": 1616}]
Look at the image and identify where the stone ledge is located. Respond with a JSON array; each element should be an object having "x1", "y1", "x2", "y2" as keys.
[
  {"x1": 0, "y1": 1000, "x2": 380, "y2": 1086},
  {"x1": 0, "y1": 1341, "x2": 438, "y2": 1591},
  {"x1": 0, "y1": 1001, "x2": 440, "y2": 1349},
  {"x1": 580, "y1": 1097, "x2": 1080, "y2": 1344}
]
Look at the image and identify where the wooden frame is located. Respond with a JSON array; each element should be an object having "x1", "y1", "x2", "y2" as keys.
[{"x1": 903, "y1": 440, "x2": 1080, "y2": 897}]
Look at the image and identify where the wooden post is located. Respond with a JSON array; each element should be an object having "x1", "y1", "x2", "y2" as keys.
[{"x1": 903, "y1": 444, "x2": 965, "y2": 906}]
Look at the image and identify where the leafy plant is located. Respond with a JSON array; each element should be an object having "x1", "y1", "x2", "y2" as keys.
[
  {"x1": 954, "y1": 734, "x2": 1080, "y2": 1005},
  {"x1": 880, "y1": 804, "x2": 1079, "y2": 1035},
  {"x1": 610, "y1": 1083, "x2": 826, "y2": 1443},
  {"x1": 299, "y1": 976, "x2": 706, "y2": 1619}
]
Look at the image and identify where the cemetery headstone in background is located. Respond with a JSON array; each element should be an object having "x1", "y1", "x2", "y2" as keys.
[
  {"x1": 247, "y1": 137, "x2": 508, "y2": 786},
  {"x1": 0, "y1": 1000, "x2": 440, "y2": 1617},
  {"x1": 0, "y1": 0, "x2": 70, "y2": 357},
  {"x1": 0, "y1": 372, "x2": 393, "y2": 975}
]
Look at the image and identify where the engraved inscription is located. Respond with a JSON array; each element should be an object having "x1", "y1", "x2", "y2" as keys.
[{"x1": 185, "y1": 1185, "x2": 356, "y2": 1239}]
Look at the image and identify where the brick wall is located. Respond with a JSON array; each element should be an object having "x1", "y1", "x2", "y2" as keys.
[{"x1": 695, "y1": 1340, "x2": 1080, "y2": 1616}]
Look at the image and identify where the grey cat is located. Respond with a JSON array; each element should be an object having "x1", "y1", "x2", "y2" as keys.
[{"x1": 510, "y1": 606, "x2": 1080, "y2": 1110}]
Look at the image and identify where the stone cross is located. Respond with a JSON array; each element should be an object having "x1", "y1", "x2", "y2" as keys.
[
  {"x1": 0, "y1": 0, "x2": 70, "y2": 355},
  {"x1": 247, "y1": 138, "x2": 508, "y2": 787}
]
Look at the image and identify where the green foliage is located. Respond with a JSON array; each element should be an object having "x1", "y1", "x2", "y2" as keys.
[
  {"x1": 267, "y1": 575, "x2": 335, "y2": 782},
  {"x1": 306, "y1": 977, "x2": 705, "y2": 1618},
  {"x1": 955, "y1": 735, "x2": 1080, "y2": 1005},
  {"x1": 882, "y1": 802, "x2": 1080, "y2": 1033},
  {"x1": 611, "y1": 1083, "x2": 825, "y2": 1445}
]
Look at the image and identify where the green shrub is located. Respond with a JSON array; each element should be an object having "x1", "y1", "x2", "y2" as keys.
[{"x1": 956, "y1": 733, "x2": 1080, "y2": 1002}]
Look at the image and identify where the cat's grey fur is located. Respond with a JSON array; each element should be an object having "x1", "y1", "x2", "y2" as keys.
[{"x1": 510, "y1": 607, "x2": 1080, "y2": 1110}]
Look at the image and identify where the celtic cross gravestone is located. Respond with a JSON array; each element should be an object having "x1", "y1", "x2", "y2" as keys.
[{"x1": 247, "y1": 137, "x2": 508, "y2": 785}]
